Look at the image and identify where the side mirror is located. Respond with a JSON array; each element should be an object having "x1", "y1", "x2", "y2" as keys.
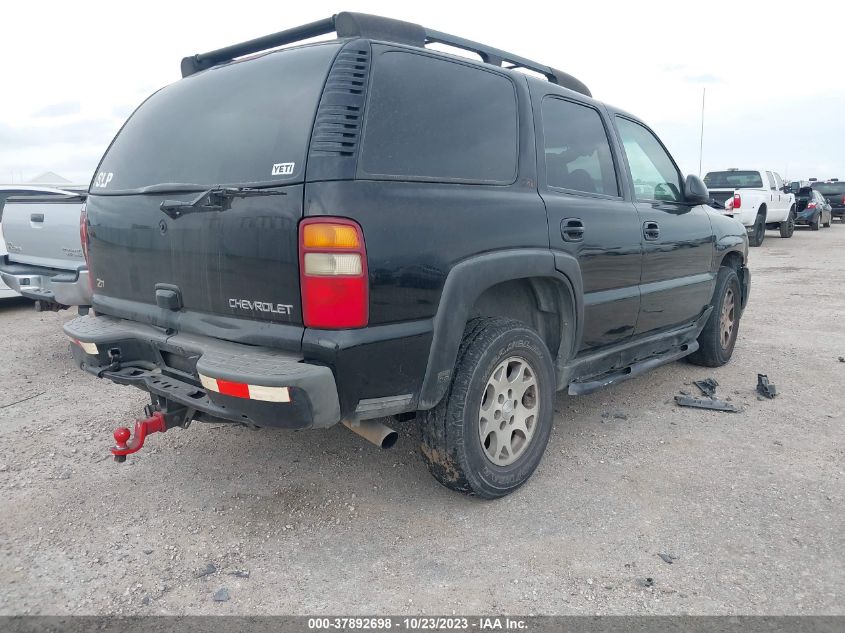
[{"x1": 684, "y1": 174, "x2": 710, "y2": 205}]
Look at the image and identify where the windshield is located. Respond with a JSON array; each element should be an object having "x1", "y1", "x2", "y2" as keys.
[
  {"x1": 703, "y1": 171, "x2": 764, "y2": 189},
  {"x1": 813, "y1": 183, "x2": 845, "y2": 194},
  {"x1": 94, "y1": 43, "x2": 340, "y2": 194}
]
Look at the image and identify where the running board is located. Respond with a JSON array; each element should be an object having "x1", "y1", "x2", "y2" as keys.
[{"x1": 568, "y1": 341, "x2": 699, "y2": 396}]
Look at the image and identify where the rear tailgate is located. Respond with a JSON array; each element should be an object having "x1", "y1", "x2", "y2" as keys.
[
  {"x1": 2, "y1": 195, "x2": 86, "y2": 270},
  {"x1": 87, "y1": 187, "x2": 303, "y2": 325}
]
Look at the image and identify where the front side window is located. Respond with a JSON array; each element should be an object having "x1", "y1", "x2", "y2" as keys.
[
  {"x1": 615, "y1": 117, "x2": 683, "y2": 202},
  {"x1": 361, "y1": 51, "x2": 518, "y2": 184},
  {"x1": 541, "y1": 98, "x2": 619, "y2": 196}
]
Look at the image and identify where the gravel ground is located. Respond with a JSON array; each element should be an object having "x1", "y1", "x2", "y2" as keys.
[{"x1": 0, "y1": 225, "x2": 843, "y2": 616}]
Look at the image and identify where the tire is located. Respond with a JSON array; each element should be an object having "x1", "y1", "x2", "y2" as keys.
[
  {"x1": 749, "y1": 212, "x2": 766, "y2": 247},
  {"x1": 779, "y1": 207, "x2": 795, "y2": 238},
  {"x1": 823, "y1": 215, "x2": 831, "y2": 228},
  {"x1": 811, "y1": 213, "x2": 820, "y2": 231},
  {"x1": 419, "y1": 317, "x2": 555, "y2": 499},
  {"x1": 687, "y1": 266, "x2": 741, "y2": 368}
]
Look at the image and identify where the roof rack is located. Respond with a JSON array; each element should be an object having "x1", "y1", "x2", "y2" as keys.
[{"x1": 180, "y1": 12, "x2": 592, "y2": 97}]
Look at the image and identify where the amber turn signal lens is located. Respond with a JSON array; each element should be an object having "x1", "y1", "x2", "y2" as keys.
[{"x1": 302, "y1": 223, "x2": 360, "y2": 249}]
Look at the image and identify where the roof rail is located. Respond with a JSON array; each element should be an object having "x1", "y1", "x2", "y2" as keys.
[{"x1": 180, "y1": 12, "x2": 592, "y2": 97}]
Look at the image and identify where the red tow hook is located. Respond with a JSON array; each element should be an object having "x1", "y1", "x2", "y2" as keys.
[{"x1": 111, "y1": 412, "x2": 167, "y2": 463}]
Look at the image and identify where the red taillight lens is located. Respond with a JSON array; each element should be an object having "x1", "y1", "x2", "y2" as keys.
[
  {"x1": 299, "y1": 217, "x2": 368, "y2": 329},
  {"x1": 733, "y1": 193, "x2": 741, "y2": 209},
  {"x1": 807, "y1": 202, "x2": 817, "y2": 209},
  {"x1": 79, "y1": 201, "x2": 92, "y2": 266},
  {"x1": 841, "y1": 195, "x2": 845, "y2": 204}
]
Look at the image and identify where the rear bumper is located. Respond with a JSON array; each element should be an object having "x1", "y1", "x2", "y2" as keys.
[
  {"x1": 0, "y1": 258, "x2": 91, "y2": 306},
  {"x1": 63, "y1": 315, "x2": 341, "y2": 429},
  {"x1": 795, "y1": 210, "x2": 820, "y2": 225}
]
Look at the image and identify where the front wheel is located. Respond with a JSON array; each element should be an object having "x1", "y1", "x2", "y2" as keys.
[
  {"x1": 687, "y1": 266, "x2": 741, "y2": 367},
  {"x1": 419, "y1": 317, "x2": 555, "y2": 499},
  {"x1": 749, "y1": 212, "x2": 766, "y2": 247},
  {"x1": 779, "y1": 207, "x2": 795, "y2": 238},
  {"x1": 823, "y1": 214, "x2": 832, "y2": 228}
]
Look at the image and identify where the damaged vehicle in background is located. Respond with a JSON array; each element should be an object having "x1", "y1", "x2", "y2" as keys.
[
  {"x1": 793, "y1": 186, "x2": 832, "y2": 230},
  {"x1": 0, "y1": 186, "x2": 92, "y2": 311},
  {"x1": 63, "y1": 12, "x2": 750, "y2": 498}
]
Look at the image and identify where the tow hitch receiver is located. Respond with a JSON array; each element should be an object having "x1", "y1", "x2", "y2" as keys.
[{"x1": 112, "y1": 412, "x2": 167, "y2": 463}]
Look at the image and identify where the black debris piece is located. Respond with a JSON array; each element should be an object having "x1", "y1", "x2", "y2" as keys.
[
  {"x1": 636, "y1": 577, "x2": 655, "y2": 588},
  {"x1": 674, "y1": 395, "x2": 741, "y2": 413},
  {"x1": 693, "y1": 378, "x2": 719, "y2": 398},
  {"x1": 838, "y1": 356, "x2": 844, "y2": 363},
  {"x1": 757, "y1": 374, "x2": 778, "y2": 399}
]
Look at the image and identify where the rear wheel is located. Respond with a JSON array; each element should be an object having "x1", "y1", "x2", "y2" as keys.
[
  {"x1": 687, "y1": 266, "x2": 741, "y2": 367},
  {"x1": 749, "y1": 212, "x2": 766, "y2": 247},
  {"x1": 811, "y1": 213, "x2": 820, "y2": 231},
  {"x1": 419, "y1": 317, "x2": 555, "y2": 499},
  {"x1": 779, "y1": 207, "x2": 795, "y2": 238}
]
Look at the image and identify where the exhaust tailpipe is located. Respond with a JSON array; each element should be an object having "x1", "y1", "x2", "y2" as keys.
[{"x1": 342, "y1": 419, "x2": 398, "y2": 449}]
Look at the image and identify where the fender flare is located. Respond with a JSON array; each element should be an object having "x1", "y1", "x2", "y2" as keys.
[{"x1": 417, "y1": 249, "x2": 582, "y2": 409}]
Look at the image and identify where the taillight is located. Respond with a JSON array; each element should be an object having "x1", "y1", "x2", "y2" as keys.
[
  {"x1": 299, "y1": 217, "x2": 368, "y2": 329},
  {"x1": 733, "y1": 193, "x2": 741, "y2": 209},
  {"x1": 79, "y1": 202, "x2": 90, "y2": 265},
  {"x1": 807, "y1": 202, "x2": 817, "y2": 209},
  {"x1": 842, "y1": 195, "x2": 845, "y2": 204}
]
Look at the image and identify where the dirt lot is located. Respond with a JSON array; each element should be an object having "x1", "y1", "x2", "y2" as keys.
[{"x1": 0, "y1": 225, "x2": 843, "y2": 616}]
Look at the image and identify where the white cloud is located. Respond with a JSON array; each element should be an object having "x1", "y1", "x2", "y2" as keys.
[{"x1": 1, "y1": 0, "x2": 842, "y2": 183}]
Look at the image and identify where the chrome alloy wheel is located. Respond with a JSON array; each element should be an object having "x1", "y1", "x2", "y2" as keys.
[
  {"x1": 720, "y1": 287, "x2": 736, "y2": 350},
  {"x1": 478, "y1": 357, "x2": 539, "y2": 466}
]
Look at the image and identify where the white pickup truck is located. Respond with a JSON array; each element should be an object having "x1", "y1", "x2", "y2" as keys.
[
  {"x1": 0, "y1": 186, "x2": 91, "y2": 310},
  {"x1": 703, "y1": 169, "x2": 796, "y2": 247}
]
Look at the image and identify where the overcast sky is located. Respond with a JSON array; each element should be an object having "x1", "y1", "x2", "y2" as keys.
[{"x1": 1, "y1": 0, "x2": 842, "y2": 185}]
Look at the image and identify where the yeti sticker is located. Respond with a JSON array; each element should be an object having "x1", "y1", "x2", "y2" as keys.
[
  {"x1": 93, "y1": 171, "x2": 113, "y2": 188},
  {"x1": 271, "y1": 162, "x2": 295, "y2": 176}
]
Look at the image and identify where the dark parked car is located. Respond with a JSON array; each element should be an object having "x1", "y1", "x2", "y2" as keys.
[
  {"x1": 794, "y1": 187, "x2": 833, "y2": 230},
  {"x1": 64, "y1": 12, "x2": 750, "y2": 498},
  {"x1": 812, "y1": 181, "x2": 845, "y2": 222}
]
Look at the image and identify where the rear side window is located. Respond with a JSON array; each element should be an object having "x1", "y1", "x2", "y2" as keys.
[
  {"x1": 361, "y1": 51, "x2": 518, "y2": 184},
  {"x1": 541, "y1": 97, "x2": 619, "y2": 196},
  {"x1": 95, "y1": 43, "x2": 341, "y2": 192}
]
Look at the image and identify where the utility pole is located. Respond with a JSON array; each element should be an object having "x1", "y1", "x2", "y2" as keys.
[{"x1": 698, "y1": 87, "x2": 706, "y2": 178}]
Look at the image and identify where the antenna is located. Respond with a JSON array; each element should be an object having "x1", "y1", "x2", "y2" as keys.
[{"x1": 698, "y1": 87, "x2": 706, "y2": 177}]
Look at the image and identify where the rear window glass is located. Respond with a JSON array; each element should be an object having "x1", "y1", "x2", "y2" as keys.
[
  {"x1": 95, "y1": 43, "x2": 341, "y2": 193},
  {"x1": 814, "y1": 183, "x2": 845, "y2": 194},
  {"x1": 703, "y1": 171, "x2": 764, "y2": 189},
  {"x1": 360, "y1": 51, "x2": 518, "y2": 184}
]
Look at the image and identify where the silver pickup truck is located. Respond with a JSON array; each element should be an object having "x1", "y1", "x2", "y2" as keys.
[{"x1": 0, "y1": 186, "x2": 92, "y2": 310}]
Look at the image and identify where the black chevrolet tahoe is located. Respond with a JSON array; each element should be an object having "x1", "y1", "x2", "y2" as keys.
[{"x1": 64, "y1": 12, "x2": 750, "y2": 498}]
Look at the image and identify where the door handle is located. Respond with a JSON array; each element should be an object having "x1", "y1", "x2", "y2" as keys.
[
  {"x1": 643, "y1": 220, "x2": 660, "y2": 241},
  {"x1": 561, "y1": 218, "x2": 584, "y2": 242},
  {"x1": 30, "y1": 213, "x2": 44, "y2": 223}
]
